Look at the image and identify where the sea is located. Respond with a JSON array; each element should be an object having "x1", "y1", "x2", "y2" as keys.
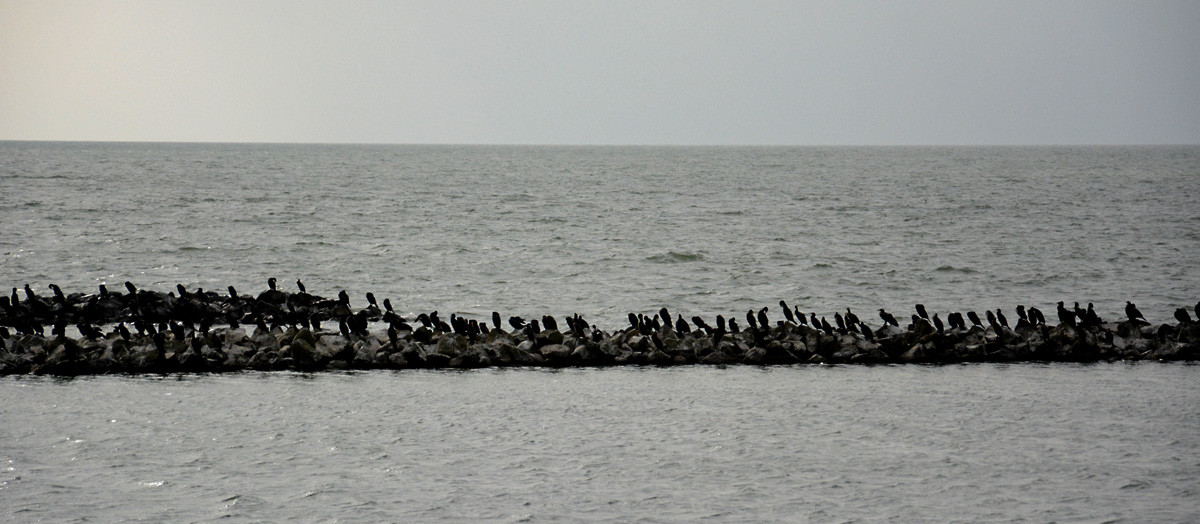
[{"x1": 1, "y1": 142, "x2": 1198, "y2": 522}]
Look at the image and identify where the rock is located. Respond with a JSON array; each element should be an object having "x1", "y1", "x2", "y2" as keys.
[{"x1": 539, "y1": 344, "x2": 572, "y2": 363}]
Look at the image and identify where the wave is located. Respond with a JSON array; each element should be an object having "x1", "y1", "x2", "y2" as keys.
[
  {"x1": 646, "y1": 251, "x2": 704, "y2": 263},
  {"x1": 934, "y1": 265, "x2": 977, "y2": 274}
]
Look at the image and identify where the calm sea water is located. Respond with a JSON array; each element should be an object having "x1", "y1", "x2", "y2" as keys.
[
  {"x1": 2, "y1": 142, "x2": 1197, "y2": 326},
  {"x1": 2, "y1": 143, "x2": 1199, "y2": 521},
  {"x1": 2, "y1": 364, "x2": 1199, "y2": 523}
]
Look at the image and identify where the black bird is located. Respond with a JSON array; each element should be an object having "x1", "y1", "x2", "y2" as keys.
[
  {"x1": 99, "y1": 284, "x2": 109, "y2": 298},
  {"x1": 366, "y1": 293, "x2": 378, "y2": 308},
  {"x1": 383, "y1": 298, "x2": 394, "y2": 312},
  {"x1": 1126, "y1": 301, "x2": 1146, "y2": 324},
  {"x1": 1016, "y1": 305, "x2": 1028, "y2": 323},
  {"x1": 675, "y1": 315, "x2": 691, "y2": 334},
  {"x1": 542, "y1": 315, "x2": 558, "y2": 332},
  {"x1": 1174, "y1": 307, "x2": 1193, "y2": 324},
  {"x1": 416, "y1": 313, "x2": 432, "y2": 328},
  {"x1": 1085, "y1": 303, "x2": 1102, "y2": 325},
  {"x1": 49, "y1": 284, "x2": 65, "y2": 302},
  {"x1": 492, "y1": 312, "x2": 502, "y2": 331},
  {"x1": 338, "y1": 290, "x2": 350, "y2": 305},
  {"x1": 1074, "y1": 302, "x2": 1088, "y2": 325},
  {"x1": 996, "y1": 309, "x2": 1009, "y2": 328},
  {"x1": 845, "y1": 308, "x2": 860, "y2": 327},
  {"x1": 387, "y1": 325, "x2": 399, "y2": 349},
  {"x1": 628, "y1": 313, "x2": 640, "y2": 331},
  {"x1": 1028, "y1": 307, "x2": 1045, "y2": 326},
  {"x1": 834, "y1": 312, "x2": 846, "y2": 332},
  {"x1": 529, "y1": 319, "x2": 541, "y2": 335},
  {"x1": 125, "y1": 281, "x2": 138, "y2": 295},
  {"x1": 780, "y1": 301, "x2": 795, "y2": 324},
  {"x1": 659, "y1": 308, "x2": 671, "y2": 330},
  {"x1": 932, "y1": 313, "x2": 944, "y2": 334},
  {"x1": 692, "y1": 316, "x2": 712, "y2": 335},
  {"x1": 746, "y1": 310, "x2": 758, "y2": 332},
  {"x1": 879, "y1": 309, "x2": 899, "y2": 327},
  {"x1": 809, "y1": 312, "x2": 820, "y2": 328},
  {"x1": 296, "y1": 279, "x2": 306, "y2": 294},
  {"x1": 715, "y1": 315, "x2": 726, "y2": 332},
  {"x1": 728, "y1": 318, "x2": 740, "y2": 334},
  {"x1": 795, "y1": 306, "x2": 808, "y2": 326},
  {"x1": 819, "y1": 317, "x2": 834, "y2": 336},
  {"x1": 1057, "y1": 302, "x2": 1076, "y2": 327},
  {"x1": 967, "y1": 311, "x2": 983, "y2": 328},
  {"x1": 915, "y1": 304, "x2": 929, "y2": 320},
  {"x1": 268, "y1": 277, "x2": 277, "y2": 291},
  {"x1": 175, "y1": 284, "x2": 189, "y2": 298},
  {"x1": 858, "y1": 322, "x2": 874, "y2": 341},
  {"x1": 228, "y1": 285, "x2": 239, "y2": 300},
  {"x1": 757, "y1": 307, "x2": 770, "y2": 332}
]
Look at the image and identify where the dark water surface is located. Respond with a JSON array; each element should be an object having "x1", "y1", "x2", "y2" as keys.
[{"x1": 3, "y1": 364, "x2": 1198, "y2": 523}]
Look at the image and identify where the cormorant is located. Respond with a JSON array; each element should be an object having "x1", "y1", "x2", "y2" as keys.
[
  {"x1": 268, "y1": 278, "x2": 277, "y2": 291},
  {"x1": 1057, "y1": 302, "x2": 1076, "y2": 327},
  {"x1": 967, "y1": 311, "x2": 983, "y2": 328},
  {"x1": 845, "y1": 308, "x2": 860, "y2": 327},
  {"x1": 338, "y1": 290, "x2": 350, "y2": 305},
  {"x1": 834, "y1": 312, "x2": 846, "y2": 332},
  {"x1": 932, "y1": 313, "x2": 944, "y2": 334},
  {"x1": 879, "y1": 309, "x2": 899, "y2": 327},
  {"x1": 1126, "y1": 301, "x2": 1147, "y2": 324},
  {"x1": 780, "y1": 301, "x2": 795, "y2": 324},
  {"x1": 675, "y1": 315, "x2": 691, "y2": 334},
  {"x1": 1174, "y1": 307, "x2": 1193, "y2": 324},
  {"x1": 125, "y1": 281, "x2": 138, "y2": 295},
  {"x1": 228, "y1": 286, "x2": 239, "y2": 300},
  {"x1": 809, "y1": 312, "x2": 820, "y2": 328},
  {"x1": 915, "y1": 304, "x2": 929, "y2": 320},
  {"x1": 296, "y1": 279, "x2": 306, "y2": 294},
  {"x1": 493, "y1": 312, "x2": 502, "y2": 331},
  {"x1": 692, "y1": 316, "x2": 711, "y2": 334},
  {"x1": 746, "y1": 310, "x2": 758, "y2": 332},
  {"x1": 659, "y1": 308, "x2": 671, "y2": 330},
  {"x1": 858, "y1": 322, "x2": 874, "y2": 341},
  {"x1": 728, "y1": 318, "x2": 740, "y2": 334},
  {"x1": 996, "y1": 309, "x2": 1008, "y2": 328},
  {"x1": 795, "y1": 306, "x2": 808, "y2": 326},
  {"x1": 542, "y1": 315, "x2": 558, "y2": 332},
  {"x1": 757, "y1": 308, "x2": 769, "y2": 332}
]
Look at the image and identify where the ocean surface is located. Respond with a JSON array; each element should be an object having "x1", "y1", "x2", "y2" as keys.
[{"x1": 2, "y1": 142, "x2": 1199, "y2": 521}]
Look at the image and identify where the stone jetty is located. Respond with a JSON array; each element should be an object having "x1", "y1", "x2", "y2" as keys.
[{"x1": 2, "y1": 282, "x2": 1197, "y2": 375}]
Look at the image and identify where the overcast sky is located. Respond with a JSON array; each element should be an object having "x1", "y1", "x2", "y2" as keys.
[{"x1": 1, "y1": 1, "x2": 1197, "y2": 145}]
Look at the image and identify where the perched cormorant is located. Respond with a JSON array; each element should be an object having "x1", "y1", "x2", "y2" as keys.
[
  {"x1": 338, "y1": 290, "x2": 350, "y2": 305},
  {"x1": 383, "y1": 299, "x2": 394, "y2": 312},
  {"x1": 996, "y1": 309, "x2": 1008, "y2": 328},
  {"x1": 834, "y1": 312, "x2": 846, "y2": 332},
  {"x1": 915, "y1": 304, "x2": 929, "y2": 320},
  {"x1": 795, "y1": 306, "x2": 808, "y2": 326},
  {"x1": 675, "y1": 315, "x2": 691, "y2": 334},
  {"x1": 268, "y1": 278, "x2": 277, "y2": 291},
  {"x1": 879, "y1": 309, "x2": 899, "y2": 327},
  {"x1": 296, "y1": 279, "x2": 306, "y2": 294},
  {"x1": 228, "y1": 286, "x2": 239, "y2": 300},
  {"x1": 757, "y1": 308, "x2": 769, "y2": 332},
  {"x1": 1057, "y1": 302, "x2": 1076, "y2": 327},
  {"x1": 858, "y1": 322, "x2": 874, "y2": 341},
  {"x1": 492, "y1": 312, "x2": 502, "y2": 331},
  {"x1": 845, "y1": 308, "x2": 860, "y2": 327},
  {"x1": 967, "y1": 311, "x2": 983, "y2": 328},
  {"x1": 542, "y1": 315, "x2": 558, "y2": 332},
  {"x1": 125, "y1": 281, "x2": 138, "y2": 296},
  {"x1": 692, "y1": 316, "x2": 711, "y2": 334},
  {"x1": 746, "y1": 310, "x2": 758, "y2": 332},
  {"x1": 1126, "y1": 301, "x2": 1146, "y2": 324},
  {"x1": 932, "y1": 313, "x2": 944, "y2": 334},
  {"x1": 809, "y1": 312, "x2": 820, "y2": 328},
  {"x1": 728, "y1": 318, "x2": 740, "y2": 334},
  {"x1": 659, "y1": 308, "x2": 672, "y2": 330},
  {"x1": 780, "y1": 301, "x2": 795, "y2": 324},
  {"x1": 986, "y1": 310, "x2": 999, "y2": 330},
  {"x1": 1174, "y1": 307, "x2": 1193, "y2": 324}
]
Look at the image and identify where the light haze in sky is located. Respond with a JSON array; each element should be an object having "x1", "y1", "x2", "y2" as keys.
[{"x1": 2, "y1": 1, "x2": 1197, "y2": 145}]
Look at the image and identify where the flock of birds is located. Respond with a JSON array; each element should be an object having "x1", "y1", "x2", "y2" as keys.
[{"x1": 2, "y1": 278, "x2": 1198, "y2": 349}]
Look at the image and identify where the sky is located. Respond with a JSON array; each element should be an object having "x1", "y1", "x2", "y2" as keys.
[{"x1": 1, "y1": 1, "x2": 1198, "y2": 145}]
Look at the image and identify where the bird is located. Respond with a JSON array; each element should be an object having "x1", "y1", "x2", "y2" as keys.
[
  {"x1": 879, "y1": 309, "x2": 899, "y2": 327},
  {"x1": 1028, "y1": 306, "x2": 1045, "y2": 326},
  {"x1": 296, "y1": 279, "x2": 306, "y2": 294},
  {"x1": 845, "y1": 308, "x2": 860, "y2": 327},
  {"x1": 794, "y1": 306, "x2": 808, "y2": 326},
  {"x1": 267, "y1": 277, "x2": 277, "y2": 291},
  {"x1": 995, "y1": 309, "x2": 1008, "y2": 328},
  {"x1": 834, "y1": 312, "x2": 846, "y2": 332},
  {"x1": 746, "y1": 310, "x2": 758, "y2": 332},
  {"x1": 675, "y1": 315, "x2": 691, "y2": 334},
  {"x1": 967, "y1": 311, "x2": 983, "y2": 328},
  {"x1": 659, "y1": 308, "x2": 672, "y2": 330},
  {"x1": 932, "y1": 313, "x2": 944, "y2": 334},
  {"x1": 757, "y1": 308, "x2": 770, "y2": 332},
  {"x1": 1174, "y1": 307, "x2": 1193, "y2": 324},
  {"x1": 383, "y1": 299, "x2": 394, "y2": 312},
  {"x1": 492, "y1": 312, "x2": 502, "y2": 331},
  {"x1": 125, "y1": 281, "x2": 138, "y2": 295},
  {"x1": 1126, "y1": 302, "x2": 1147, "y2": 324},
  {"x1": 780, "y1": 301, "x2": 795, "y2": 324},
  {"x1": 915, "y1": 304, "x2": 929, "y2": 320},
  {"x1": 542, "y1": 315, "x2": 558, "y2": 332},
  {"x1": 809, "y1": 312, "x2": 820, "y2": 328},
  {"x1": 858, "y1": 322, "x2": 874, "y2": 341},
  {"x1": 1056, "y1": 302, "x2": 1076, "y2": 327}
]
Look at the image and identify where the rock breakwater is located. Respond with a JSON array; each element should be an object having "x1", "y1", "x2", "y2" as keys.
[{"x1": 2, "y1": 282, "x2": 1197, "y2": 375}]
